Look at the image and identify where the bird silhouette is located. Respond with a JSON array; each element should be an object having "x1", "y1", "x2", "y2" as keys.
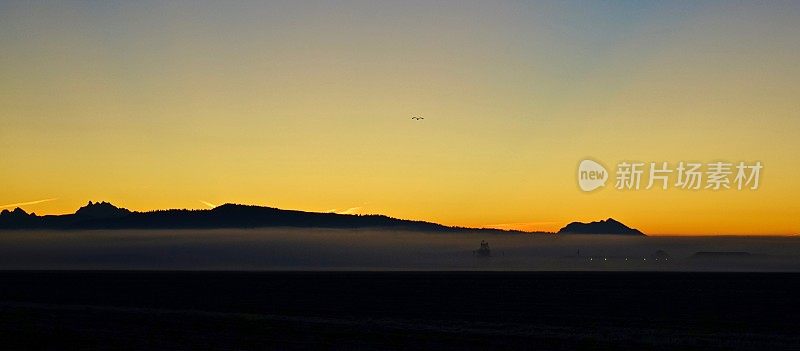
[{"x1": 411, "y1": 115, "x2": 424, "y2": 120}]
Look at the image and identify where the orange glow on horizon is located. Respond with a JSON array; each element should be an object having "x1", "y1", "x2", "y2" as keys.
[{"x1": 1, "y1": 2, "x2": 798, "y2": 236}]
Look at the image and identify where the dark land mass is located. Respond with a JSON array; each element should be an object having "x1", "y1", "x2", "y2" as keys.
[
  {"x1": 0, "y1": 201, "x2": 646, "y2": 235},
  {"x1": 0, "y1": 271, "x2": 796, "y2": 350},
  {"x1": 558, "y1": 218, "x2": 645, "y2": 235},
  {"x1": 0, "y1": 201, "x2": 529, "y2": 234}
]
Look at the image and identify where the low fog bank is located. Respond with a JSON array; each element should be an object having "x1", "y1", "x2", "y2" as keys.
[{"x1": 1, "y1": 229, "x2": 799, "y2": 271}]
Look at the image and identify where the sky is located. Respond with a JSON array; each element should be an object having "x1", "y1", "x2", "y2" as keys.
[{"x1": 1, "y1": 1, "x2": 798, "y2": 235}]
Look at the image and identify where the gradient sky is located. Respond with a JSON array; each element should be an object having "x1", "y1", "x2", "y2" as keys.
[{"x1": 1, "y1": 1, "x2": 799, "y2": 235}]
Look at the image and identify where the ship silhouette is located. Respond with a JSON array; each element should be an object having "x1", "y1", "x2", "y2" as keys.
[{"x1": 473, "y1": 240, "x2": 492, "y2": 257}]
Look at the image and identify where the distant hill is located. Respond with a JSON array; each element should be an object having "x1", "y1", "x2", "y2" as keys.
[
  {"x1": 0, "y1": 201, "x2": 530, "y2": 234},
  {"x1": 557, "y1": 218, "x2": 645, "y2": 236},
  {"x1": 74, "y1": 201, "x2": 131, "y2": 219},
  {"x1": 0, "y1": 202, "x2": 645, "y2": 236}
]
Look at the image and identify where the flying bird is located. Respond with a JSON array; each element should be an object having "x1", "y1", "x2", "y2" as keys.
[{"x1": 411, "y1": 114, "x2": 424, "y2": 120}]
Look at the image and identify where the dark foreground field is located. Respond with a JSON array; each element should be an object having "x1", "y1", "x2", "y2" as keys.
[{"x1": 0, "y1": 271, "x2": 798, "y2": 350}]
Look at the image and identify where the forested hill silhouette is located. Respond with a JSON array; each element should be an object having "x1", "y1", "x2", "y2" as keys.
[
  {"x1": 0, "y1": 201, "x2": 530, "y2": 233},
  {"x1": 557, "y1": 218, "x2": 645, "y2": 236}
]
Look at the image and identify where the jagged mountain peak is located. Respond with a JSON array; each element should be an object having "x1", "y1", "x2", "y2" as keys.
[
  {"x1": 75, "y1": 201, "x2": 131, "y2": 219},
  {"x1": 557, "y1": 218, "x2": 645, "y2": 235}
]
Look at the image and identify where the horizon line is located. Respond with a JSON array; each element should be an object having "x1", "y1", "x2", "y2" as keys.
[{"x1": 1, "y1": 200, "x2": 798, "y2": 237}]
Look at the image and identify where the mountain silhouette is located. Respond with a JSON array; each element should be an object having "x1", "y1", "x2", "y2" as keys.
[
  {"x1": 0, "y1": 202, "x2": 645, "y2": 235},
  {"x1": 0, "y1": 202, "x2": 526, "y2": 233},
  {"x1": 0, "y1": 207, "x2": 37, "y2": 226},
  {"x1": 557, "y1": 218, "x2": 645, "y2": 235},
  {"x1": 75, "y1": 201, "x2": 131, "y2": 219}
]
